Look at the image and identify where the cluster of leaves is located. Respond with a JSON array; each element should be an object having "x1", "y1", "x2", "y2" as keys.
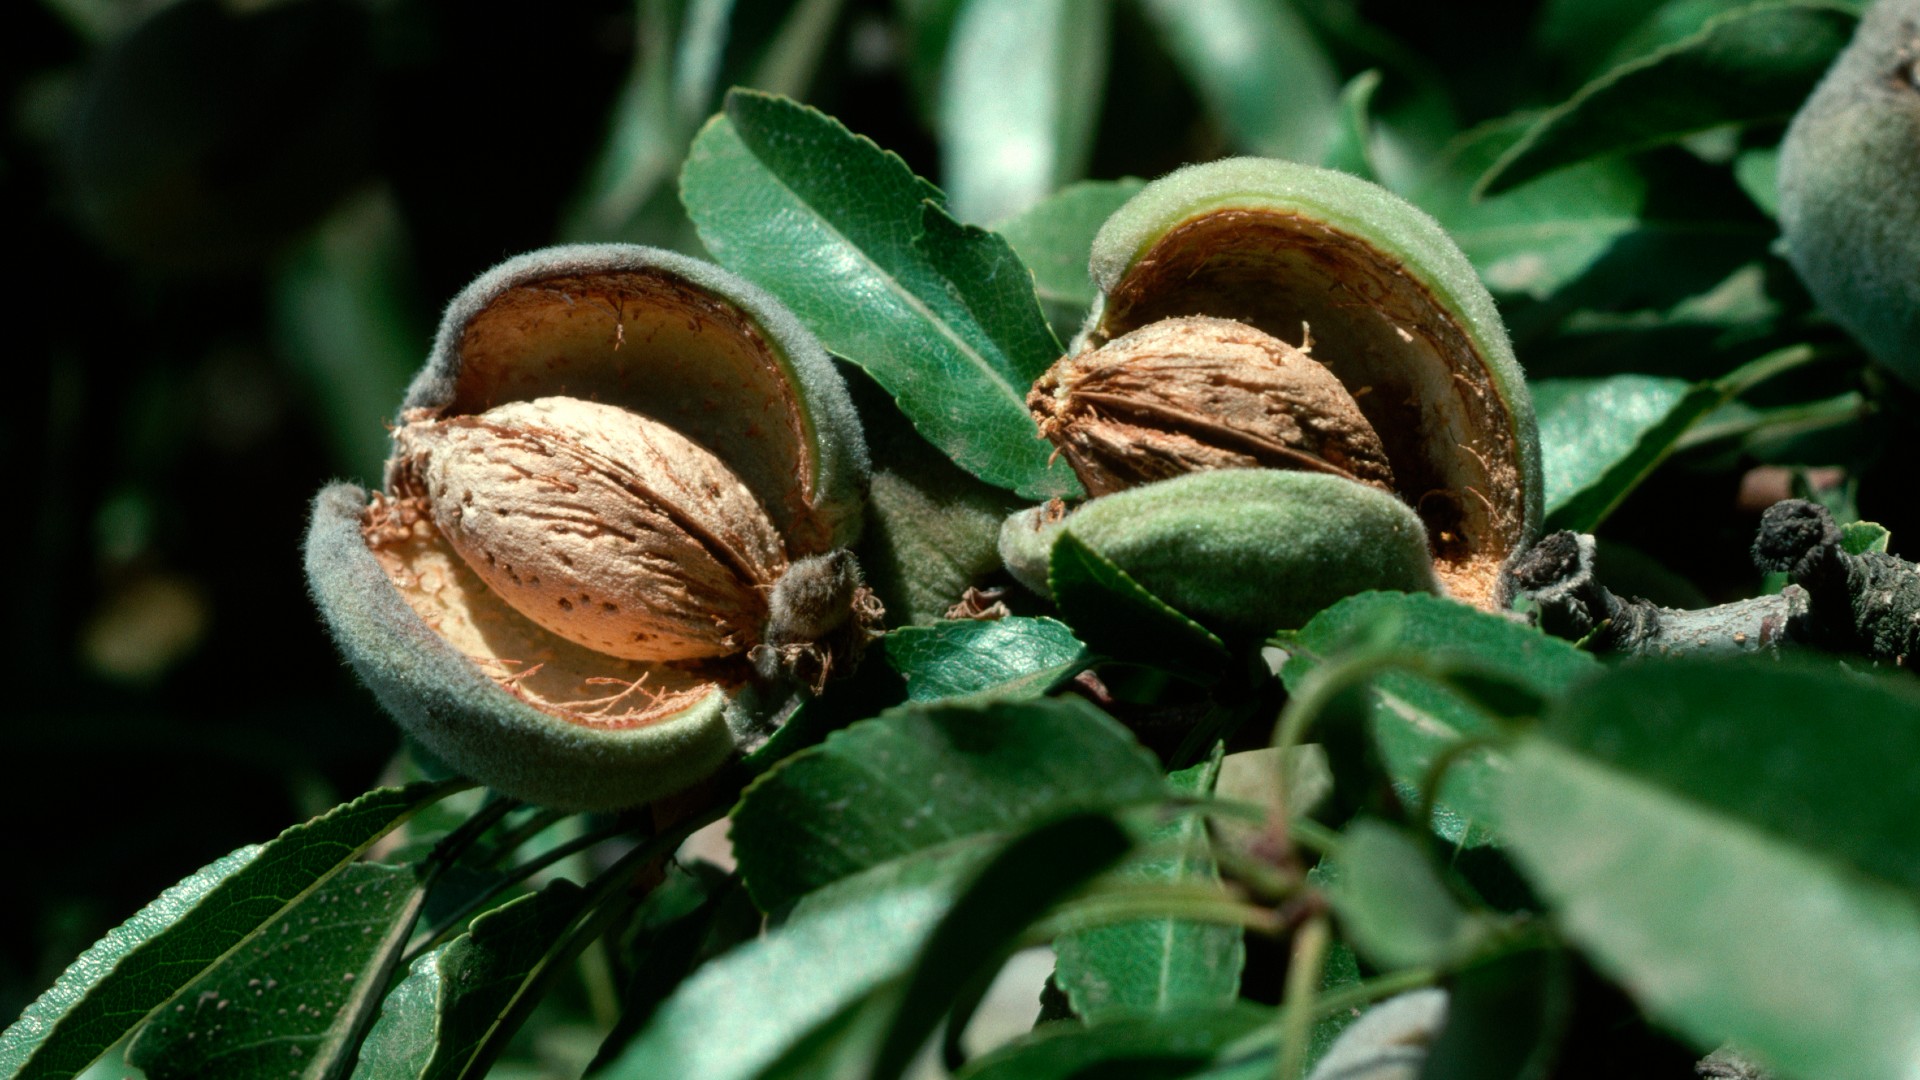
[{"x1": 11, "y1": 0, "x2": 1920, "y2": 1078}]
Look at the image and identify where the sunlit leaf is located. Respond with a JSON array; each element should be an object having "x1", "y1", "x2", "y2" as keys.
[
  {"x1": 884, "y1": 616, "x2": 1088, "y2": 704},
  {"x1": 1504, "y1": 660, "x2": 1920, "y2": 1078},
  {"x1": 730, "y1": 696, "x2": 1165, "y2": 911},
  {"x1": 683, "y1": 90, "x2": 1077, "y2": 498},
  {"x1": 1053, "y1": 757, "x2": 1244, "y2": 1020},
  {"x1": 130, "y1": 863, "x2": 424, "y2": 1080},
  {"x1": 938, "y1": 0, "x2": 1109, "y2": 224},
  {"x1": 1478, "y1": 2, "x2": 1856, "y2": 195},
  {"x1": 352, "y1": 882, "x2": 583, "y2": 1080},
  {"x1": 1536, "y1": 374, "x2": 1725, "y2": 531},
  {"x1": 0, "y1": 783, "x2": 459, "y2": 1080},
  {"x1": 1140, "y1": 0, "x2": 1340, "y2": 161}
]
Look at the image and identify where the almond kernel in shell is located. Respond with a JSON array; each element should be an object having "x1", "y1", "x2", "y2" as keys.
[
  {"x1": 393, "y1": 396, "x2": 789, "y2": 662},
  {"x1": 1029, "y1": 315, "x2": 1395, "y2": 499}
]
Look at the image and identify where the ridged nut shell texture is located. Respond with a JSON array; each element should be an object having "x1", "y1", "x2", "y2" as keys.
[
  {"x1": 305, "y1": 244, "x2": 868, "y2": 811},
  {"x1": 393, "y1": 397, "x2": 790, "y2": 661},
  {"x1": 1068, "y1": 158, "x2": 1541, "y2": 611},
  {"x1": 1030, "y1": 315, "x2": 1395, "y2": 498}
]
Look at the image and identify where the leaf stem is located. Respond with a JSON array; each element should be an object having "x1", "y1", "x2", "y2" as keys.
[
  {"x1": 1312, "y1": 966, "x2": 1440, "y2": 1022},
  {"x1": 1274, "y1": 914, "x2": 1331, "y2": 1080},
  {"x1": 405, "y1": 814, "x2": 645, "y2": 964},
  {"x1": 1674, "y1": 391, "x2": 1866, "y2": 451},
  {"x1": 452, "y1": 800, "x2": 729, "y2": 1079},
  {"x1": 1714, "y1": 342, "x2": 1836, "y2": 398}
]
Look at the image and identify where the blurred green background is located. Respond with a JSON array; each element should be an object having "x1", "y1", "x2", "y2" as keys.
[{"x1": 7, "y1": 0, "x2": 1890, "y2": 1031}]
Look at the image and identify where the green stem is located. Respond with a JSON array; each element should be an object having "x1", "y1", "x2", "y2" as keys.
[
  {"x1": 474, "y1": 806, "x2": 571, "y2": 867},
  {"x1": 1275, "y1": 914, "x2": 1331, "y2": 1080},
  {"x1": 1312, "y1": 966, "x2": 1440, "y2": 1022},
  {"x1": 406, "y1": 814, "x2": 653, "y2": 965},
  {"x1": 1674, "y1": 391, "x2": 1867, "y2": 451},
  {"x1": 1713, "y1": 342, "x2": 1834, "y2": 398},
  {"x1": 424, "y1": 794, "x2": 522, "y2": 875},
  {"x1": 453, "y1": 801, "x2": 730, "y2": 1080},
  {"x1": 1416, "y1": 735, "x2": 1506, "y2": 842},
  {"x1": 1037, "y1": 889, "x2": 1285, "y2": 939}
]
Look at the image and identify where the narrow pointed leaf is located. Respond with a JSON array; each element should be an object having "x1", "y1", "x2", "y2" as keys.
[
  {"x1": 1054, "y1": 757, "x2": 1244, "y2": 1020},
  {"x1": 729, "y1": 697, "x2": 1165, "y2": 911},
  {"x1": 128, "y1": 862, "x2": 424, "y2": 1080},
  {"x1": 1050, "y1": 532, "x2": 1231, "y2": 679},
  {"x1": 883, "y1": 616, "x2": 1087, "y2": 704},
  {"x1": 995, "y1": 178, "x2": 1144, "y2": 310},
  {"x1": 956, "y1": 1003, "x2": 1273, "y2": 1080},
  {"x1": 937, "y1": 0, "x2": 1110, "y2": 224},
  {"x1": 1324, "y1": 819, "x2": 1490, "y2": 972},
  {"x1": 1413, "y1": 117, "x2": 1650, "y2": 299},
  {"x1": 1139, "y1": 0, "x2": 1340, "y2": 161},
  {"x1": 868, "y1": 813, "x2": 1134, "y2": 1080},
  {"x1": 1537, "y1": 374, "x2": 1726, "y2": 532},
  {"x1": 682, "y1": 90, "x2": 1077, "y2": 498},
  {"x1": 1503, "y1": 661, "x2": 1920, "y2": 1079},
  {"x1": 597, "y1": 839, "x2": 996, "y2": 1080},
  {"x1": 1322, "y1": 70, "x2": 1383, "y2": 182},
  {"x1": 352, "y1": 882, "x2": 584, "y2": 1080},
  {"x1": 0, "y1": 781, "x2": 460, "y2": 1080},
  {"x1": 1477, "y1": 2, "x2": 1856, "y2": 195},
  {"x1": 1283, "y1": 594, "x2": 1596, "y2": 844}
]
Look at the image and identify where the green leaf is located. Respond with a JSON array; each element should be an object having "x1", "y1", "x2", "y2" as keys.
[
  {"x1": 937, "y1": 0, "x2": 1109, "y2": 224},
  {"x1": 1732, "y1": 144, "x2": 1779, "y2": 217},
  {"x1": 912, "y1": 202, "x2": 1065, "y2": 382},
  {"x1": 1322, "y1": 70, "x2": 1383, "y2": 182},
  {"x1": 128, "y1": 862, "x2": 424, "y2": 1080},
  {"x1": 1054, "y1": 757, "x2": 1245, "y2": 1021},
  {"x1": 885, "y1": 616, "x2": 1088, "y2": 704},
  {"x1": 352, "y1": 881, "x2": 584, "y2": 1080},
  {"x1": 996, "y1": 178, "x2": 1145, "y2": 310},
  {"x1": 868, "y1": 813, "x2": 1134, "y2": 1080},
  {"x1": 1502, "y1": 660, "x2": 1920, "y2": 1078},
  {"x1": 273, "y1": 190, "x2": 423, "y2": 483},
  {"x1": 729, "y1": 697, "x2": 1166, "y2": 911},
  {"x1": 1419, "y1": 947, "x2": 1571, "y2": 1080},
  {"x1": 1536, "y1": 374, "x2": 1726, "y2": 532},
  {"x1": 895, "y1": 0, "x2": 966, "y2": 120},
  {"x1": 1414, "y1": 117, "x2": 1650, "y2": 300},
  {"x1": 1840, "y1": 519, "x2": 1890, "y2": 555},
  {"x1": 1307, "y1": 939, "x2": 1363, "y2": 1073},
  {"x1": 1050, "y1": 532, "x2": 1230, "y2": 679},
  {"x1": 1477, "y1": 2, "x2": 1856, "y2": 195},
  {"x1": 1283, "y1": 594, "x2": 1597, "y2": 845},
  {"x1": 563, "y1": 0, "x2": 721, "y2": 242},
  {"x1": 955, "y1": 1003, "x2": 1273, "y2": 1079},
  {"x1": 0, "y1": 848, "x2": 259, "y2": 1078},
  {"x1": 1138, "y1": 0, "x2": 1340, "y2": 162},
  {"x1": 586, "y1": 865, "x2": 754, "y2": 1073},
  {"x1": 596, "y1": 838, "x2": 992, "y2": 1080},
  {"x1": 0, "y1": 782, "x2": 459, "y2": 1080},
  {"x1": 682, "y1": 90, "x2": 1077, "y2": 499},
  {"x1": 1324, "y1": 819, "x2": 1489, "y2": 972}
]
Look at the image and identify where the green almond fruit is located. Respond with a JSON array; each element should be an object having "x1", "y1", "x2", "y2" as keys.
[
  {"x1": 1777, "y1": 0, "x2": 1920, "y2": 388},
  {"x1": 1036, "y1": 158, "x2": 1541, "y2": 613},
  {"x1": 305, "y1": 244, "x2": 869, "y2": 811},
  {"x1": 999, "y1": 470, "x2": 1440, "y2": 637}
]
